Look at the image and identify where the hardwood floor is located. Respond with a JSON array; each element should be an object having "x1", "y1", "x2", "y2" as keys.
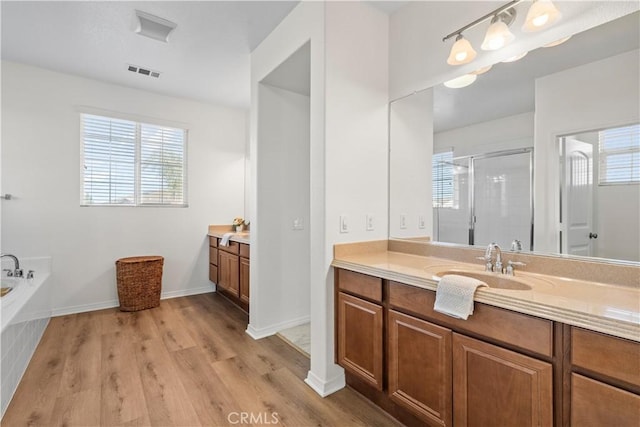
[{"x1": 3, "y1": 293, "x2": 402, "y2": 427}]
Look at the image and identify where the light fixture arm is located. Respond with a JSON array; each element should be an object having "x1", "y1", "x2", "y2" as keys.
[{"x1": 442, "y1": 0, "x2": 523, "y2": 42}]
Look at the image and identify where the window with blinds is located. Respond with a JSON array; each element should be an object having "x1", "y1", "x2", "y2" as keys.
[
  {"x1": 432, "y1": 150, "x2": 454, "y2": 208},
  {"x1": 81, "y1": 113, "x2": 187, "y2": 206},
  {"x1": 598, "y1": 124, "x2": 640, "y2": 185}
]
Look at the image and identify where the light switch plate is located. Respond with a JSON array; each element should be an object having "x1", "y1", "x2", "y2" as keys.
[{"x1": 340, "y1": 215, "x2": 349, "y2": 233}]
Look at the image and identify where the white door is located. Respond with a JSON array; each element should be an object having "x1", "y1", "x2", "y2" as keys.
[{"x1": 562, "y1": 138, "x2": 594, "y2": 256}]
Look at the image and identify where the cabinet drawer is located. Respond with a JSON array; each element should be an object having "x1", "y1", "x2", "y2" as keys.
[
  {"x1": 571, "y1": 373, "x2": 640, "y2": 427},
  {"x1": 218, "y1": 240, "x2": 240, "y2": 255},
  {"x1": 571, "y1": 327, "x2": 640, "y2": 387},
  {"x1": 209, "y1": 248, "x2": 218, "y2": 265},
  {"x1": 209, "y1": 264, "x2": 218, "y2": 283},
  {"x1": 209, "y1": 236, "x2": 218, "y2": 247},
  {"x1": 389, "y1": 281, "x2": 553, "y2": 357},
  {"x1": 337, "y1": 269, "x2": 382, "y2": 302},
  {"x1": 240, "y1": 243, "x2": 250, "y2": 258}
]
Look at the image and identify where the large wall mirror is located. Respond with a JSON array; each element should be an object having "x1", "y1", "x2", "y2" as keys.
[{"x1": 389, "y1": 8, "x2": 640, "y2": 264}]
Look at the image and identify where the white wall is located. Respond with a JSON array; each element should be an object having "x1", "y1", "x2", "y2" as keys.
[
  {"x1": 1, "y1": 61, "x2": 247, "y2": 315},
  {"x1": 598, "y1": 184, "x2": 640, "y2": 262},
  {"x1": 389, "y1": 89, "x2": 433, "y2": 238},
  {"x1": 249, "y1": 0, "x2": 338, "y2": 395},
  {"x1": 434, "y1": 112, "x2": 534, "y2": 156},
  {"x1": 250, "y1": 0, "x2": 388, "y2": 397},
  {"x1": 534, "y1": 49, "x2": 640, "y2": 253},
  {"x1": 254, "y1": 82, "x2": 311, "y2": 331}
]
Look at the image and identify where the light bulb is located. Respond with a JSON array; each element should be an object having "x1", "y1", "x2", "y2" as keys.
[
  {"x1": 447, "y1": 35, "x2": 477, "y2": 66},
  {"x1": 481, "y1": 19, "x2": 515, "y2": 51},
  {"x1": 523, "y1": 0, "x2": 561, "y2": 32}
]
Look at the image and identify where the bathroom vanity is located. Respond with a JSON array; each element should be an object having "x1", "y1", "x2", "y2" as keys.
[
  {"x1": 333, "y1": 240, "x2": 640, "y2": 427},
  {"x1": 208, "y1": 226, "x2": 250, "y2": 312}
]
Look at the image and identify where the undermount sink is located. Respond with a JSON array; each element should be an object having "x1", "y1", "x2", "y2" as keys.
[{"x1": 435, "y1": 270, "x2": 532, "y2": 291}]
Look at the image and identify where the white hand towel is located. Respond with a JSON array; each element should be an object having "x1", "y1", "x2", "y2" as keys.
[
  {"x1": 434, "y1": 274, "x2": 487, "y2": 320},
  {"x1": 220, "y1": 232, "x2": 234, "y2": 247}
]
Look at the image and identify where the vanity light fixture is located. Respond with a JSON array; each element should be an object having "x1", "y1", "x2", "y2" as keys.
[
  {"x1": 543, "y1": 35, "x2": 571, "y2": 47},
  {"x1": 471, "y1": 65, "x2": 493, "y2": 75},
  {"x1": 443, "y1": 0, "x2": 562, "y2": 66},
  {"x1": 481, "y1": 9, "x2": 517, "y2": 51},
  {"x1": 447, "y1": 34, "x2": 477, "y2": 65},
  {"x1": 443, "y1": 74, "x2": 477, "y2": 89},
  {"x1": 522, "y1": 0, "x2": 562, "y2": 32},
  {"x1": 501, "y1": 51, "x2": 528, "y2": 62}
]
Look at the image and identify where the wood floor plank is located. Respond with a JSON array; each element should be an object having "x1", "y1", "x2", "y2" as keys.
[
  {"x1": 57, "y1": 311, "x2": 103, "y2": 396},
  {"x1": 4, "y1": 293, "x2": 399, "y2": 427},
  {"x1": 101, "y1": 332, "x2": 151, "y2": 426},
  {"x1": 176, "y1": 305, "x2": 237, "y2": 364},
  {"x1": 170, "y1": 346, "x2": 240, "y2": 426},
  {"x1": 210, "y1": 356, "x2": 309, "y2": 426},
  {"x1": 149, "y1": 301, "x2": 196, "y2": 352},
  {"x1": 1, "y1": 316, "x2": 68, "y2": 426},
  {"x1": 100, "y1": 308, "x2": 160, "y2": 343},
  {"x1": 50, "y1": 387, "x2": 102, "y2": 427},
  {"x1": 133, "y1": 337, "x2": 201, "y2": 426}
]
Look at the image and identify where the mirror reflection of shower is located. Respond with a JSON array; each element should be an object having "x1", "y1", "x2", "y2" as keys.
[
  {"x1": 559, "y1": 124, "x2": 640, "y2": 262},
  {"x1": 433, "y1": 148, "x2": 533, "y2": 251}
]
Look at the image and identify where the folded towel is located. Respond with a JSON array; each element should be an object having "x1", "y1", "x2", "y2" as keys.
[
  {"x1": 220, "y1": 232, "x2": 234, "y2": 247},
  {"x1": 434, "y1": 274, "x2": 487, "y2": 320}
]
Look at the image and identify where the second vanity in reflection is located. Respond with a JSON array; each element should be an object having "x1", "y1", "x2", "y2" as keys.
[{"x1": 333, "y1": 240, "x2": 640, "y2": 427}]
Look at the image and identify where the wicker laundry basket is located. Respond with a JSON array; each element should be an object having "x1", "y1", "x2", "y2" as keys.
[{"x1": 116, "y1": 256, "x2": 164, "y2": 312}]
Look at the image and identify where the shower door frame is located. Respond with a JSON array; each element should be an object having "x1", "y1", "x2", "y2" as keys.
[{"x1": 466, "y1": 148, "x2": 534, "y2": 250}]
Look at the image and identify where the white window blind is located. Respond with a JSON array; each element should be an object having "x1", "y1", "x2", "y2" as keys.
[
  {"x1": 81, "y1": 113, "x2": 187, "y2": 206},
  {"x1": 433, "y1": 150, "x2": 454, "y2": 208},
  {"x1": 599, "y1": 124, "x2": 640, "y2": 185}
]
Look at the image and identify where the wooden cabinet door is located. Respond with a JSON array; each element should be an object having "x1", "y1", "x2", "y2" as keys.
[
  {"x1": 388, "y1": 310, "x2": 452, "y2": 426},
  {"x1": 337, "y1": 292, "x2": 383, "y2": 390},
  {"x1": 239, "y1": 257, "x2": 250, "y2": 304},
  {"x1": 218, "y1": 251, "x2": 239, "y2": 296},
  {"x1": 453, "y1": 333, "x2": 553, "y2": 427},
  {"x1": 571, "y1": 373, "x2": 640, "y2": 427}
]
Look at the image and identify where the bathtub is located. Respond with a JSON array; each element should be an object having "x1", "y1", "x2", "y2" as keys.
[{"x1": 0, "y1": 257, "x2": 52, "y2": 418}]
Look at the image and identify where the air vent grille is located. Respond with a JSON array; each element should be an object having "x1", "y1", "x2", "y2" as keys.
[{"x1": 127, "y1": 64, "x2": 161, "y2": 78}]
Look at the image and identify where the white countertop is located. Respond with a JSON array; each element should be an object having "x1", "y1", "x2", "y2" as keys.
[{"x1": 332, "y1": 250, "x2": 640, "y2": 342}]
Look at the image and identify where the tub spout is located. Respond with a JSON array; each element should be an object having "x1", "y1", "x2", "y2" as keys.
[{"x1": 1, "y1": 254, "x2": 23, "y2": 278}]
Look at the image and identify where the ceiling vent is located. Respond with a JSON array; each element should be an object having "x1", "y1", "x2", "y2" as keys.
[
  {"x1": 127, "y1": 64, "x2": 161, "y2": 78},
  {"x1": 134, "y1": 10, "x2": 177, "y2": 43}
]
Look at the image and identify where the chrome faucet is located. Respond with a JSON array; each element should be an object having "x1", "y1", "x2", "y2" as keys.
[
  {"x1": 1, "y1": 254, "x2": 23, "y2": 278},
  {"x1": 484, "y1": 243, "x2": 503, "y2": 273}
]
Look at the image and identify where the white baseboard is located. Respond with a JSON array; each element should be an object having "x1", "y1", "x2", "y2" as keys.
[
  {"x1": 245, "y1": 315, "x2": 310, "y2": 340},
  {"x1": 51, "y1": 285, "x2": 215, "y2": 317},
  {"x1": 161, "y1": 285, "x2": 215, "y2": 300},
  {"x1": 304, "y1": 370, "x2": 345, "y2": 397},
  {"x1": 52, "y1": 299, "x2": 119, "y2": 317}
]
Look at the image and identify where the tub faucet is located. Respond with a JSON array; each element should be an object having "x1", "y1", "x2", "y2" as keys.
[
  {"x1": 484, "y1": 243, "x2": 503, "y2": 273},
  {"x1": 1, "y1": 254, "x2": 23, "y2": 278}
]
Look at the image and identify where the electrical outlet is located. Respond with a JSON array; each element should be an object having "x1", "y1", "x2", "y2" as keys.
[
  {"x1": 293, "y1": 218, "x2": 304, "y2": 230},
  {"x1": 418, "y1": 215, "x2": 426, "y2": 229},
  {"x1": 366, "y1": 214, "x2": 374, "y2": 231},
  {"x1": 400, "y1": 214, "x2": 407, "y2": 229},
  {"x1": 340, "y1": 215, "x2": 349, "y2": 233}
]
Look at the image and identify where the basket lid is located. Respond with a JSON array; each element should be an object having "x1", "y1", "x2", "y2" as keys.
[{"x1": 116, "y1": 256, "x2": 164, "y2": 264}]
